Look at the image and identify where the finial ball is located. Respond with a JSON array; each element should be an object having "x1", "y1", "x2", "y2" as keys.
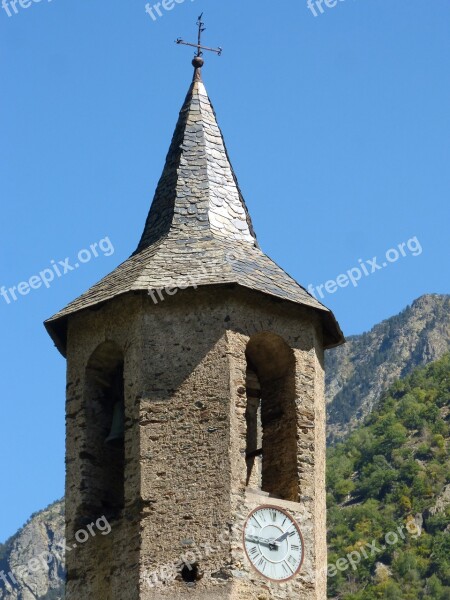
[{"x1": 192, "y1": 56, "x2": 204, "y2": 69}]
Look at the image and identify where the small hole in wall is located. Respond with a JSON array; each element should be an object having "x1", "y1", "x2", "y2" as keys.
[{"x1": 181, "y1": 563, "x2": 201, "y2": 584}]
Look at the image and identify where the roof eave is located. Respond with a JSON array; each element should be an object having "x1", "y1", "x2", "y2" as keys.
[
  {"x1": 44, "y1": 316, "x2": 69, "y2": 358},
  {"x1": 44, "y1": 283, "x2": 344, "y2": 358}
]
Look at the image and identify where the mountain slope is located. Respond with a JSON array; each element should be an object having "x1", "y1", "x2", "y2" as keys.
[
  {"x1": 1, "y1": 294, "x2": 450, "y2": 598},
  {"x1": 326, "y1": 294, "x2": 450, "y2": 443},
  {"x1": 327, "y1": 353, "x2": 450, "y2": 599},
  {"x1": 0, "y1": 501, "x2": 65, "y2": 600}
]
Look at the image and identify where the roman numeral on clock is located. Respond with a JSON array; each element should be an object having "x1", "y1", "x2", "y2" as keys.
[
  {"x1": 251, "y1": 516, "x2": 261, "y2": 528},
  {"x1": 288, "y1": 555, "x2": 297, "y2": 567},
  {"x1": 244, "y1": 507, "x2": 304, "y2": 581},
  {"x1": 257, "y1": 557, "x2": 267, "y2": 571},
  {"x1": 284, "y1": 560, "x2": 295, "y2": 574}
]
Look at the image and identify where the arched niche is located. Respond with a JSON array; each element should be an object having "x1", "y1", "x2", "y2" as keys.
[
  {"x1": 81, "y1": 341, "x2": 125, "y2": 521},
  {"x1": 245, "y1": 332, "x2": 299, "y2": 502}
]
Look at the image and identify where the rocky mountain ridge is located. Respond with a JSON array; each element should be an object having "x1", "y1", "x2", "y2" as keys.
[
  {"x1": 0, "y1": 502, "x2": 64, "y2": 600},
  {"x1": 2, "y1": 294, "x2": 449, "y2": 598},
  {"x1": 326, "y1": 294, "x2": 450, "y2": 443}
]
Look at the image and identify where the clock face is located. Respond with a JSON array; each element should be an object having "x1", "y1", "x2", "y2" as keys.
[{"x1": 243, "y1": 506, "x2": 304, "y2": 582}]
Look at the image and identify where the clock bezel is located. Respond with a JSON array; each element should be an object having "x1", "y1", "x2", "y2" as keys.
[{"x1": 243, "y1": 504, "x2": 305, "y2": 583}]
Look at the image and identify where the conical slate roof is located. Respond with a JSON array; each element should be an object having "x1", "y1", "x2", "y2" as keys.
[{"x1": 45, "y1": 68, "x2": 344, "y2": 355}]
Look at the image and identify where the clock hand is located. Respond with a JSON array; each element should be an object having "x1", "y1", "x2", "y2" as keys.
[
  {"x1": 273, "y1": 529, "x2": 293, "y2": 544},
  {"x1": 245, "y1": 535, "x2": 279, "y2": 548},
  {"x1": 245, "y1": 534, "x2": 269, "y2": 544}
]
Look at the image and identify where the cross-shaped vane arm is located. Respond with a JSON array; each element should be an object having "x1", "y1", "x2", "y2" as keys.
[
  {"x1": 176, "y1": 13, "x2": 223, "y2": 74},
  {"x1": 176, "y1": 38, "x2": 223, "y2": 57}
]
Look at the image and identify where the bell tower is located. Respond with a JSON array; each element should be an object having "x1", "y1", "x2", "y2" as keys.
[{"x1": 45, "y1": 28, "x2": 344, "y2": 600}]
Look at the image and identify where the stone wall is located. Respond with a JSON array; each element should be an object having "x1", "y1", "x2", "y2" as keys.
[
  {"x1": 65, "y1": 295, "x2": 142, "y2": 600},
  {"x1": 64, "y1": 286, "x2": 327, "y2": 600},
  {"x1": 225, "y1": 291, "x2": 325, "y2": 600}
]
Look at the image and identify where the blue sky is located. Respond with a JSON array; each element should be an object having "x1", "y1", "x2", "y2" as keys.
[{"x1": 0, "y1": 0, "x2": 449, "y2": 542}]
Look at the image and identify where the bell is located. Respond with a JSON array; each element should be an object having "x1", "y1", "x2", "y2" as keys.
[
  {"x1": 246, "y1": 368, "x2": 261, "y2": 400},
  {"x1": 105, "y1": 401, "x2": 125, "y2": 447}
]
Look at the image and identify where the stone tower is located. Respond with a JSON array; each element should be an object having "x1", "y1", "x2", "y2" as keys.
[{"x1": 45, "y1": 55, "x2": 344, "y2": 600}]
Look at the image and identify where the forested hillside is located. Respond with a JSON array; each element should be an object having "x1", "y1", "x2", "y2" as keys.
[
  {"x1": 327, "y1": 354, "x2": 450, "y2": 599},
  {"x1": 1, "y1": 302, "x2": 449, "y2": 599}
]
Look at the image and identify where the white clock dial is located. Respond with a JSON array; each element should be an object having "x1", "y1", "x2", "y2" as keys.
[{"x1": 243, "y1": 506, "x2": 304, "y2": 582}]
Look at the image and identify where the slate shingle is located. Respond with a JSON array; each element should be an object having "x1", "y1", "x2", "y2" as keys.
[{"x1": 45, "y1": 73, "x2": 344, "y2": 354}]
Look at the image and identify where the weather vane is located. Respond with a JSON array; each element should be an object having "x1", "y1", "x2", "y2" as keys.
[{"x1": 176, "y1": 13, "x2": 223, "y2": 60}]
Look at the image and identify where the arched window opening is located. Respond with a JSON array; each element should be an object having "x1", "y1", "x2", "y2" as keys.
[
  {"x1": 82, "y1": 342, "x2": 125, "y2": 521},
  {"x1": 245, "y1": 368, "x2": 262, "y2": 488},
  {"x1": 245, "y1": 333, "x2": 298, "y2": 502}
]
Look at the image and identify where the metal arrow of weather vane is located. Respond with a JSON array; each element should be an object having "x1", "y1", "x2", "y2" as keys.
[{"x1": 176, "y1": 13, "x2": 223, "y2": 58}]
